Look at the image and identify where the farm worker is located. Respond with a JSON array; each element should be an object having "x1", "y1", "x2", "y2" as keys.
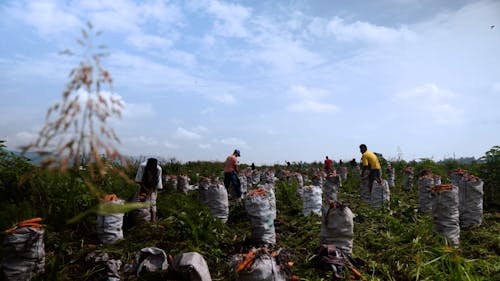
[
  {"x1": 359, "y1": 144, "x2": 381, "y2": 193},
  {"x1": 324, "y1": 156, "x2": 333, "y2": 173},
  {"x1": 224, "y1": 149, "x2": 242, "y2": 200},
  {"x1": 135, "y1": 158, "x2": 163, "y2": 222}
]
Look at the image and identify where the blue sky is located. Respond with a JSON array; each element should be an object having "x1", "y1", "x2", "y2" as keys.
[{"x1": 1, "y1": 0, "x2": 499, "y2": 165}]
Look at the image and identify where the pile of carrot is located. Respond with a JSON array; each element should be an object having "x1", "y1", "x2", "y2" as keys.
[{"x1": 4, "y1": 217, "x2": 43, "y2": 234}]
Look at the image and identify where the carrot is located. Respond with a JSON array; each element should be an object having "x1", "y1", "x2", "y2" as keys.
[
  {"x1": 101, "y1": 194, "x2": 118, "y2": 202},
  {"x1": 18, "y1": 217, "x2": 42, "y2": 225},
  {"x1": 347, "y1": 264, "x2": 365, "y2": 280},
  {"x1": 4, "y1": 226, "x2": 18, "y2": 234},
  {"x1": 5, "y1": 218, "x2": 44, "y2": 234},
  {"x1": 430, "y1": 184, "x2": 453, "y2": 193},
  {"x1": 248, "y1": 189, "x2": 267, "y2": 197},
  {"x1": 20, "y1": 223, "x2": 43, "y2": 229},
  {"x1": 236, "y1": 250, "x2": 256, "y2": 272},
  {"x1": 328, "y1": 200, "x2": 338, "y2": 208}
]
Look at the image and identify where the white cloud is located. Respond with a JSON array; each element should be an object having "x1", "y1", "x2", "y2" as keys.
[
  {"x1": 396, "y1": 83, "x2": 455, "y2": 101},
  {"x1": 287, "y1": 85, "x2": 339, "y2": 113},
  {"x1": 327, "y1": 16, "x2": 415, "y2": 44},
  {"x1": 122, "y1": 102, "x2": 155, "y2": 118},
  {"x1": 266, "y1": 129, "x2": 279, "y2": 135},
  {"x1": 126, "y1": 135, "x2": 159, "y2": 146},
  {"x1": 195, "y1": 125, "x2": 209, "y2": 133},
  {"x1": 126, "y1": 33, "x2": 173, "y2": 50},
  {"x1": 137, "y1": 1, "x2": 184, "y2": 26},
  {"x1": 245, "y1": 24, "x2": 324, "y2": 72},
  {"x1": 395, "y1": 83, "x2": 463, "y2": 124},
  {"x1": 163, "y1": 140, "x2": 178, "y2": 149},
  {"x1": 287, "y1": 100, "x2": 339, "y2": 113},
  {"x1": 211, "y1": 93, "x2": 236, "y2": 104},
  {"x1": 201, "y1": 107, "x2": 215, "y2": 114},
  {"x1": 492, "y1": 82, "x2": 500, "y2": 93},
  {"x1": 205, "y1": 0, "x2": 251, "y2": 38},
  {"x1": 174, "y1": 127, "x2": 201, "y2": 140},
  {"x1": 290, "y1": 85, "x2": 328, "y2": 99},
  {"x1": 201, "y1": 35, "x2": 216, "y2": 47},
  {"x1": 199, "y1": 143, "x2": 211, "y2": 149},
  {"x1": 83, "y1": 1, "x2": 183, "y2": 34},
  {"x1": 13, "y1": 131, "x2": 38, "y2": 146},
  {"x1": 220, "y1": 137, "x2": 247, "y2": 148},
  {"x1": 109, "y1": 52, "x2": 197, "y2": 89},
  {"x1": 6, "y1": 1, "x2": 81, "y2": 37}
]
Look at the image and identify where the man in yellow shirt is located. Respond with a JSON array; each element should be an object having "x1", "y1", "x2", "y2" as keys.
[{"x1": 359, "y1": 144, "x2": 381, "y2": 192}]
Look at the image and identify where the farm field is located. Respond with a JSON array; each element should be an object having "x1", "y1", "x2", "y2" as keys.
[
  {"x1": 2, "y1": 2, "x2": 500, "y2": 280},
  {"x1": 0, "y1": 146, "x2": 499, "y2": 281}
]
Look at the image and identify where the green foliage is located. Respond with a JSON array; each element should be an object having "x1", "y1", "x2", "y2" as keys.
[
  {"x1": 413, "y1": 158, "x2": 446, "y2": 178},
  {"x1": 478, "y1": 146, "x2": 500, "y2": 211},
  {"x1": 1, "y1": 145, "x2": 499, "y2": 280}
]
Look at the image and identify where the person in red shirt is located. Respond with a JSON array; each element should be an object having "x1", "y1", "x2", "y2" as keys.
[
  {"x1": 324, "y1": 156, "x2": 333, "y2": 173},
  {"x1": 223, "y1": 149, "x2": 242, "y2": 199}
]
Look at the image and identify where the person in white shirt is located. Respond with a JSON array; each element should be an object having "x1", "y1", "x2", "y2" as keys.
[{"x1": 135, "y1": 158, "x2": 163, "y2": 221}]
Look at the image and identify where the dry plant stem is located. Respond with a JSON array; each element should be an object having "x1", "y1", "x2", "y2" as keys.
[{"x1": 21, "y1": 21, "x2": 125, "y2": 178}]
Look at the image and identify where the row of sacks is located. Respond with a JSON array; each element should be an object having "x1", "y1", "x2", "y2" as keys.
[
  {"x1": 418, "y1": 169, "x2": 484, "y2": 228},
  {"x1": 198, "y1": 178, "x2": 295, "y2": 280},
  {"x1": 163, "y1": 174, "x2": 197, "y2": 194},
  {"x1": 1, "y1": 220, "x2": 277, "y2": 281},
  {"x1": 239, "y1": 168, "x2": 278, "y2": 192},
  {"x1": 232, "y1": 198, "x2": 358, "y2": 280},
  {"x1": 1, "y1": 204, "x2": 357, "y2": 281},
  {"x1": 202, "y1": 178, "x2": 278, "y2": 245},
  {"x1": 85, "y1": 247, "x2": 212, "y2": 280},
  {"x1": 418, "y1": 169, "x2": 484, "y2": 248},
  {"x1": 296, "y1": 172, "x2": 355, "y2": 216},
  {"x1": 87, "y1": 245, "x2": 299, "y2": 281},
  {"x1": 449, "y1": 169, "x2": 484, "y2": 229}
]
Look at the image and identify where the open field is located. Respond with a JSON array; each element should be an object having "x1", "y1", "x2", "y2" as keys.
[{"x1": 0, "y1": 149, "x2": 499, "y2": 280}]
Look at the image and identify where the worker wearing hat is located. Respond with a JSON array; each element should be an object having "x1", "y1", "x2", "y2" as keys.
[{"x1": 223, "y1": 149, "x2": 242, "y2": 200}]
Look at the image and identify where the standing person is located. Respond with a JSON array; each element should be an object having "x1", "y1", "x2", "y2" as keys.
[
  {"x1": 224, "y1": 149, "x2": 242, "y2": 200},
  {"x1": 251, "y1": 162, "x2": 256, "y2": 170},
  {"x1": 359, "y1": 144, "x2": 381, "y2": 193},
  {"x1": 324, "y1": 156, "x2": 333, "y2": 173},
  {"x1": 135, "y1": 158, "x2": 163, "y2": 222}
]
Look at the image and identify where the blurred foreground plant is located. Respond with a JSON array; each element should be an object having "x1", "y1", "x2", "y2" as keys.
[
  {"x1": 20, "y1": 22, "x2": 137, "y2": 221},
  {"x1": 21, "y1": 21, "x2": 124, "y2": 178}
]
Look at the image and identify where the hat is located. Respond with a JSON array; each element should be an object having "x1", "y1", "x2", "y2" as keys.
[{"x1": 234, "y1": 149, "x2": 241, "y2": 156}]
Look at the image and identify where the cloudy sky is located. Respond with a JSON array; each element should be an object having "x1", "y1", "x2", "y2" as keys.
[{"x1": 1, "y1": 0, "x2": 499, "y2": 165}]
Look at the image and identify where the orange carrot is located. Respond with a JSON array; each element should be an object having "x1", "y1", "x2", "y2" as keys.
[
  {"x1": 347, "y1": 264, "x2": 365, "y2": 280},
  {"x1": 18, "y1": 217, "x2": 42, "y2": 225},
  {"x1": 102, "y1": 194, "x2": 118, "y2": 202},
  {"x1": 248, "y1": 189, "x2": 267, "y2": 197},
  {"x1": 236, "y1": 250, "x2": 256, "y2": 272},
  {"x1": 5, "y1": 218, "x2": 44, "y2": 234}
]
